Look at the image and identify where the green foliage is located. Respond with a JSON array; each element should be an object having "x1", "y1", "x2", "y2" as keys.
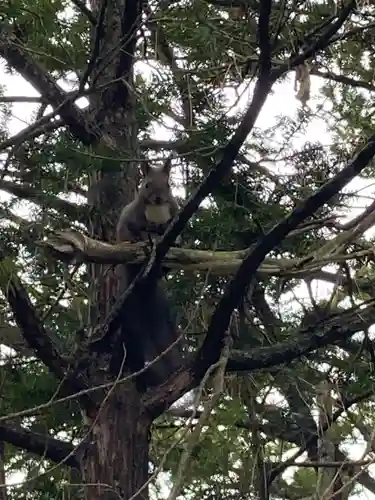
[{"x1": 2, "y1": 0, "x2": 375, "y2": 499}]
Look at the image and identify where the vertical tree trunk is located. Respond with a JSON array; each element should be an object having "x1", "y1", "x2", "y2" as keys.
[
  {"x1": 79, "y1": 387, "x2": 151, "y2": 500},
  {"x1": 77, "y1": 1, "x2": 154, "y2": 497}
]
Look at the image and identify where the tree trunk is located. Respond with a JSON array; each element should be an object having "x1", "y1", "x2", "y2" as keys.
[
  {"x1": 79, "y1": 386, "x2": 151, "y2": 500},
  {"x1": 76, "y1": 2, "x2": 160, "y2": 498}
]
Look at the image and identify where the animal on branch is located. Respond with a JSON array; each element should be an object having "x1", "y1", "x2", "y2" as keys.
[
  {"x1": 116, "y1": 157, "x2": 184, "y2": 388},
  {"x1": 117, "y1": 158, "x2": 180, "y2": 242}
]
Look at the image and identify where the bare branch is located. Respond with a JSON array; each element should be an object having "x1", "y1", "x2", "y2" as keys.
[
  {"x1": 0, "y1": 423, "x2": 78, "y2": 469},
  {"x1": 40, "y1": 229, "x2": 375, "y2": 280},
  {"x1": 79, "y1": 0, "x2": 108, "y2": 92},
  {"x1": 311, "y1": 68, "x2": 375, "y2": 92},
  {"x1": 0, "y1": 96, "x2": 42, "y2": 103}
]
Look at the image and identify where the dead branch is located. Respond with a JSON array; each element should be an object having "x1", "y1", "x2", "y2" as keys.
[{"x1": 39, "y1": 229, "x2": 375, "y2": 280}]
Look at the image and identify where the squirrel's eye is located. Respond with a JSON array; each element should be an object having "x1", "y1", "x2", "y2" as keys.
[{"x1": 145, "y1": 182, "x2": 150, "y2": 189}]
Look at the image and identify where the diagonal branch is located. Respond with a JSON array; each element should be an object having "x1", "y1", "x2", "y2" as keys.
[
  {"x1": 226, "y1": 303, "x2": 375, "y2": 372},
  {"x1": 70, "y1": 0, "x2": 96, "y2": 25},
  {"x1": 0, "y1": 261, "x2": 70, "y2": 380},
  {"x1": 79, "y1": 0, "x2": 108, "y2": 92},
  {"x1": 194, "y1": 134, "x2": 375, "y2": 382},
  {"x1": 90, "y1": 71, "x2": 274, "y2": 346},
  {"x1": 0, "y1": 24, "x2": 99, "y2": 145},
  {"x1": 0, "y1": 423, "x2": 79, "y2": 469},
  {"x1": 273, "y1": 0, "x2": 355, "y2": 77},
  {"x1": 0, "y1": 113, "x2": 64, "y2": 153},
  {"x1": 0, "y1": 261, "x2": 97, "y2": 413},
  {"x1": 144, "y1": 299, "x2": 375, "y2": 416},
  {"x1": 311, "y1": 68, "x2": 375, "y2": 92}
]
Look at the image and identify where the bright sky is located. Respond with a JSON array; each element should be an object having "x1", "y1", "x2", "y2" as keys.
[{"x1": 1, "y1": 47, "x2": 375, "y2": 498}]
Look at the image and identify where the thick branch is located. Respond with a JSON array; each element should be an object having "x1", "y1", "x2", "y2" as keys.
[
  {"x1": 0, "y1": 262, "x2": 96, "y2": 413},
  {"x1": 194, "y1": 132, "x2": 375, "y2": 385},
  {"x1": 0, "y1": 24, "x2": 98, "y2": 145},
  {"x1": 0, "y1": 261, "x2": 69, "y2": 380},
  {"x1": 258, "y1": 0, "x2": 272, "y2": 77},
  {"x1": 144, "y1": 298, "x2": 375, "y2": 416},
  {"x1": 0, "y1": 96, "x2": 42, "y2": 103},
  {"x1": 0, "y1": 423, "x2": 78, "y2": 469},
  {"x1": 40, "y1": 230, "x2": 375, "y2": 284}
]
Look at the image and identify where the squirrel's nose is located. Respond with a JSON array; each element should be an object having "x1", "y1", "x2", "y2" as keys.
[{"x1": 155, "y1": 196, "x2": 162, "y2": 204}]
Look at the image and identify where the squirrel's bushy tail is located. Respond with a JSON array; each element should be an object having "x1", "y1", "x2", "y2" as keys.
[{"x1": 117, "y1": 264, "x2": 183, "y2": 387}]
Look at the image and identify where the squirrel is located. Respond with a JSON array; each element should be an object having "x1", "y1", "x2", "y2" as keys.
[
  {"x1": 115, "y1": 158, "x2": 183, "y2": 388},
  {"x1": 117, "y1": 158, "x2": 180, "y2": 243}
]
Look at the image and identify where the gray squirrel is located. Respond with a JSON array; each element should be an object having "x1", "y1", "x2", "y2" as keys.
[
  {"x1": 115, "y1": 158, "x2": 183, "y2": 388},
  {"x1": 117, "y1": 158, "x2": 180, "y2": 243}
]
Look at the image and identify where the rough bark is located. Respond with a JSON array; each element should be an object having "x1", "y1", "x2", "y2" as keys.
[{"x1": 79, "y1": 386, "x2": 151, "y2": 500}]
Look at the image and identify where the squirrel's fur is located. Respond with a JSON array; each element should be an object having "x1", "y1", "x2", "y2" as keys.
[
  {"x1": 116, "y1": 159, "x2": 183, "y2": 387},
  {"x1": 117, "y1": 158, "x2": 179, "y2": 243}
]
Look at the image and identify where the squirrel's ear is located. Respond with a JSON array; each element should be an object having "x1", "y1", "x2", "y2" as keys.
[
  {"x1": 162, "y1": 158, "x2": 172, "y2": 175},
  {"x1": 140, "y1": 161, "x2": 150, "y2": 176}
]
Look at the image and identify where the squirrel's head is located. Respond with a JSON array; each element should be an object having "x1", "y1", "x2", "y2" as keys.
[{"x1": 138, "y1": 159, "x2": 172, "y2": 205}]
